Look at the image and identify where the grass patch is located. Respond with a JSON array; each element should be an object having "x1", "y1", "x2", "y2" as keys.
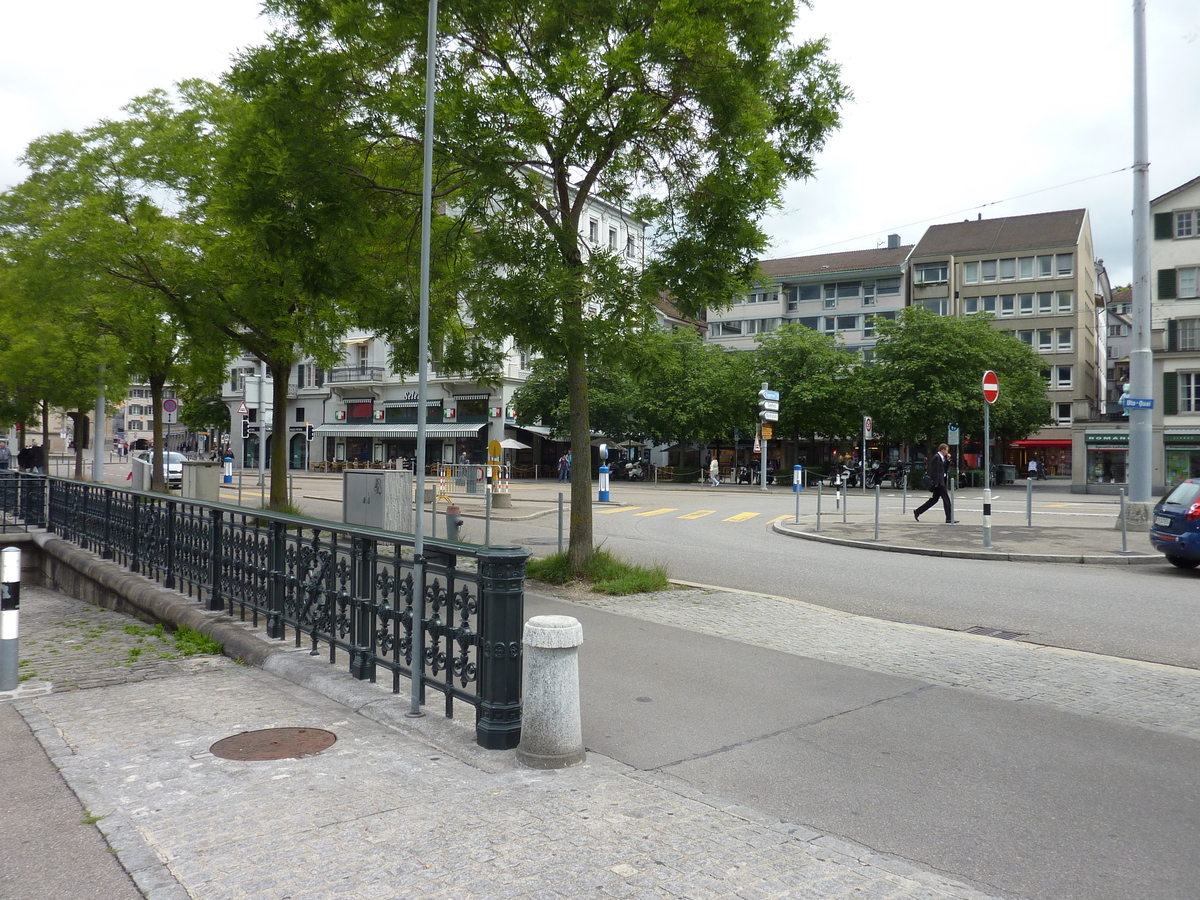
[
  {"x1": 174, "y1": 625, "x2": 223, "y2": 657},
  {"x1": 527, "y1": 549, "x2": 669, "y2": 596},
  {"x1": 81, "y1": 812, "x2": 104, "y2": 825},
  {"x1": 124, "y1": 623, "x2": 167, "y2": 641}
]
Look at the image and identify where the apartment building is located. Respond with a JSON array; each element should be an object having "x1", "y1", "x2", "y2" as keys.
[
  {"x1": 909, "y1": 210, "x2": 1098, "y2": 478},
  {"x1": 706, "y1": 236, "x2": 913, "y2": 361},
  {"x1": 1151, "y1": 174, "x2": 1200, "y2": 485}
]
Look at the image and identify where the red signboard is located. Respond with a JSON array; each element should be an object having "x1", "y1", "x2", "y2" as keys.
[{"x1": 982, "y1": 370, "x2": 1000, "y2": 404}]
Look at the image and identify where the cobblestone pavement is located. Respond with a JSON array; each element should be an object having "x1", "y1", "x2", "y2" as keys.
[
  {"x1": 563, "y1": 586, "x2": 1200, "y2": 742},
  {"x1": 10, "y1": 586, "x2": 229, "y2": 694},
  {"x1": 7, "y1": 587, "x2": 1031, "y2": 899}
]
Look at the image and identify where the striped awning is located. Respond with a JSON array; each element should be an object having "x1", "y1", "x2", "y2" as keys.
[{"x1": 313, "y1": 424, "x2": 486, "y2": 439}]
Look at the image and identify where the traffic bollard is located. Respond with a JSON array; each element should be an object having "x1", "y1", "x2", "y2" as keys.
[
  {"x1": 445, "y1": 504, "x2": 462, "y2": 542},
  {"x1": 0, "y1": 546, "x2": 20, "y2": 691}
]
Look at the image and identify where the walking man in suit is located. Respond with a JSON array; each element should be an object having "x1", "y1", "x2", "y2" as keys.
[{"x1": 914, "y1": 443, "x2": 955, "y2": 524}]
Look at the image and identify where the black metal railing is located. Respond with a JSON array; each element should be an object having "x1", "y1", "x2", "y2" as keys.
[
  {"x1": 327, "y1": 365, "x2": 385, "y2": 383},
  {"x1": 14, "y1": 475, "x2": 527, "y2": 749},
  {"x1": 0, "y1": 471, "x2": 47, "y2": 532}
]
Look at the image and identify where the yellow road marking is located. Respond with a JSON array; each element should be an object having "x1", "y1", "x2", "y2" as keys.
[
  {"x1": 678, "y1": 510, "x2": 716, "y2": 519},
  {"x1": 723, "y1": 512, "x2": 760, "y2": 522},
  {"x1": 767, "y1": 515, "x2": 791, "y2": 524},
  {"x1": 634, "y1": 508, "x2": 678, "y2": 517},
  {"x1": 596, "y1": 506, "x2": 642, "y2": 514}
]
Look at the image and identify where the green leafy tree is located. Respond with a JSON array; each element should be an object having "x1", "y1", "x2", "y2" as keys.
[
  {"x1": 268, "y1": 0, "x2": 848, "y2": 570},
  {"x1": 753, "y1": 323, "x2": 862, "y2": 441},
  {"x1": 869, "y1": 306, "x2": 1050, "y2": 451}
]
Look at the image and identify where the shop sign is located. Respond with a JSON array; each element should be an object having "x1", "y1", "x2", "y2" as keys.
[{"x1": 1085, "y1": 433, "x2": 1128, "y2": 447}]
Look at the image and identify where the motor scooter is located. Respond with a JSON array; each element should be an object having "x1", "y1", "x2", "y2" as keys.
[{"x1": 626, "y1": 460, "x2": 645, "y2": 481}]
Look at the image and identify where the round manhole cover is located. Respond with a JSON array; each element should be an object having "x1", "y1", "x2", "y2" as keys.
[{"x1": 210, "y1": 727, "x2": 337, "y2": 761}]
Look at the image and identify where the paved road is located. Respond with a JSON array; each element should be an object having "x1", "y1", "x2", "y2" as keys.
[{"x1": 526, "y1": 586, "x2": 1200, "y2": 900}]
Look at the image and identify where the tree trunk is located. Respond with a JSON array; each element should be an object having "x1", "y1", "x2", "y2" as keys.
[
  {"x1": 566, "y1": 346, "x2": 593, "y2": 574},
  {"x1": 269, "y1": 361, "x2": 291, "y2": 509},
  {"x1": 149, "y1": 377, "x2": 167, "y2": 493}
]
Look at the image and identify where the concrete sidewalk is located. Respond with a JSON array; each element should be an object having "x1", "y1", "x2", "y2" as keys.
[{"x1": 4, "y1": 585, "x2": 1024, "y2": 900}]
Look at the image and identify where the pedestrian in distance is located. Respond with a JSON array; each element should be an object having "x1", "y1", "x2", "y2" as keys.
[
  {"x1": 709, "y1": 455, "x2": 720, "y2": 486},
  {"x1": 0, "y1": 439, "x2": 10, "y2": 470},
  {"x1": 29, "y1": 443, "x2": 44, "y2": 474},
  {"x1": 914, "y1": 443, "x2": 956, "y2": 524},
  {"x1": 1027, "y1": 458, "x2": 1039, "y2": 480},
  {"x1": 16, "y1": 444, "x2": 31, "y2": 472}
]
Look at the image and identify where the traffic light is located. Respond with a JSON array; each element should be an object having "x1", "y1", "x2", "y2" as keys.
[
  {"x1": 241, "y1": 416, "x2": 250, "y2": 439},
  {"x1": 305, "y1": 422, "x2": 314, "y2": 442},
  {"x1": 758, "y1": 384, "x2": 780, "y2": 423}
]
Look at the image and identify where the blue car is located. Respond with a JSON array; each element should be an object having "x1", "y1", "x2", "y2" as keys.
[{"x1": 1149, "y1": 479, "x2": 1200, "y2": 569}]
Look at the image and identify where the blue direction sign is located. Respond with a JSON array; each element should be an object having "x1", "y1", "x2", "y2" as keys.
[{"x1": 1122, "y1": 397, "x2": 1154, "y2": 409}]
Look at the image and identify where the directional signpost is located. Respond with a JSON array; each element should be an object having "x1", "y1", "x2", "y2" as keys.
[
  {"x1": 982, "y1": 370, "x2": 999, "y2": 549},
  {"x1": 758, "y1": 385, "x2": 778, "y2": 491}
]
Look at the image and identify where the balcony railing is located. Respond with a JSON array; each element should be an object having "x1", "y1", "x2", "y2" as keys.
[{"x1": 327, "y1": 366, "x2": 385, "y2": 384}]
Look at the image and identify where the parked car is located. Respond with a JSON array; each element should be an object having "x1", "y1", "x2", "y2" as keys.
[
  {"x1": 136, "y1": 450, "x2": 186, "y2": 487},
  {"x1": 1149, "y1": 479, "x2": 1200, "y2": 569}
]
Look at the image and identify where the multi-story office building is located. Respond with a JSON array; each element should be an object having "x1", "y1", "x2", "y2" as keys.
[
  {"x1": 909, "y1": 210, "x2": 1098, "y2": 478},
  {"x1": 1151, "y1": 174, "x2": 1200, "y2": 485},
  {"x1": 706, "y1": 236, "x2": 913, "y2": 361}
]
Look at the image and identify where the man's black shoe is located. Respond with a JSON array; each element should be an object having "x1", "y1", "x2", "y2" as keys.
[{"x1": 913, "y1": 510, "x2": 920, "y2": 522}]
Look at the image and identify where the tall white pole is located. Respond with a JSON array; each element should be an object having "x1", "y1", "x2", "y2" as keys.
[
  {"x1": 1128, "y1": 0, "x2": 1152, "y2": 504},
  {"x1": 258, "y1": 360, "x2": 267, "y2": 487},
  {"x1": 410, "y1": 0, "x2": 438, "y2": 717}
]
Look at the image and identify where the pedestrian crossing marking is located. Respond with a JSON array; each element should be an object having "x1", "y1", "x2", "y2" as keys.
[
  {"x1": 723, "y1": 512, "x2": 760, "y2": 522},
  {"x1": 767, "y1": 515, "x2": 791, "y2": 524},
  {"x1": 596, "y1": 506, "x2": 642, "y2": 514},
  {"x1": 677, "y1": 510, "x2": 716, "y2": 519},
  {"x1": 634, "y1": 508, "x2": 678, "y2": 517}
]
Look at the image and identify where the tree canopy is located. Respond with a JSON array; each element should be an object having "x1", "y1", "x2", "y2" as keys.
[{"x1": 265, "y1": 0, "x2": 849, "y2": 569}]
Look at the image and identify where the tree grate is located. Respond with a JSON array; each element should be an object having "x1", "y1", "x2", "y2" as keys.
[{"x1": 964, "y1": 626, "x2": 1026, "y2": 641}]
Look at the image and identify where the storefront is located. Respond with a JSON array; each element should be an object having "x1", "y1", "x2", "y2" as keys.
[
  {"x1": 1009, "y1": 439, "x2": 1072, "y2": 478},
  {"x1": 312, "y1": 424, "x2": 488, "y2": 470},
  {"x1": 1084, "y1": 433, "x2": 1128, "y2": 485},
  {"x1": 1163, "y1": 431, "x2": 1200, "y2": 487}
]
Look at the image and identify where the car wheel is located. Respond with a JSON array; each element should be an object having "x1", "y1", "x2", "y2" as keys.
[{"x1": 1166, "y1": 555, "x2": 1200, "y2": 570}]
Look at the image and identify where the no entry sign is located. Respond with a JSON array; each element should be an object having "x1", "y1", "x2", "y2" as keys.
[{"x1": 982, "y1": 370, "x2": 999, "y2": 404}]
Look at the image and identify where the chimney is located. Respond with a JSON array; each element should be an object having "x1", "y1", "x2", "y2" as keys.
[{"x1": 887, "y1": 233, "x2": 900, "y2": 249}]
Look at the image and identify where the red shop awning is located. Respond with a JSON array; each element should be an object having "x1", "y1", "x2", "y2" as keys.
[{"x1": 1010, "y1": 439, "x2": 1072, "y2": 448}]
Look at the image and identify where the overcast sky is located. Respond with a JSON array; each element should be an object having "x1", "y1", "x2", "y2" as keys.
[{"x1": 3, "y1": 0, "x2": 1198, "y2": 287}]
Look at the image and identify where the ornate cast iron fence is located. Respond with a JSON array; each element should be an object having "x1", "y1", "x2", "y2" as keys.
[
  {"x1": 0, "y1": 471, "x2": 46, "y2": 532},
  {"x1": 36, "y1": 476, "x2": 528, "y2": 750}
]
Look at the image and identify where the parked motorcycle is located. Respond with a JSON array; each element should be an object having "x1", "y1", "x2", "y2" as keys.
[{"x1": 626, "y1": 461, "x2": 645, "y2": 481}]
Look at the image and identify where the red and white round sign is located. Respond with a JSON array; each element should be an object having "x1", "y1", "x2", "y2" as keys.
[
  {"x1": 982, "y1": 370, "x2": 999, "y2": 404},
  {"x1": 163, "y1": 398, "x2": 179, "y2": 413}
]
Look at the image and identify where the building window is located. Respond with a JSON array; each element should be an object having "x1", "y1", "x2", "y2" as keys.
[
  {"x1": 981, "y1": 260, "x2": 998, "y2": 283},
  {"x1": 962, "y1": 262, "x2": 979, "y2": 284},
  {"x1": 609, "y1": 227, "x2": 618, "y2": 249},
  {"x1": 1182, "y1": 373, "x2": 1200, "y2": 412},
  {"x1": 1038, "y1": 292, "x2": 1054, "y2": 314},
  {"x1": 1037, "y1": 255, "x2": 1054, "y2": 278},
  {"x1": 797, "y1": 316, "x2": 821, "y2": 331},
  {"x1": 128, "y1": 420, "x2": 144, "y2": 431},
  {"x1": 916, "y1": 263, "x2": 948, "y2": 284},
  {"x1": 1178, "y1": 318, "x2": 1200, "y2": 351},
  {"x1": 710, "y1": 321, "x2": 744, "y2": 337},
  {"x1": 876, "y1": 276, "x2": 900, "y2": 295},
  {"x1": 1056, "y1": 403, "x2": 1072, "y2": 424},
  {"x1": 999, "y1": 258, "x2": 1016, "y2": 281},
  {"x1": 1176, "y1": 210, "x2": 1198, "y2": 238},
  {"x1": 1000, "y1": 294, "x2": 1015, "y2": 316},
  {"x1": 965, "y1": 295, "x2": 997, "y2": 315},
  {"x1": 1057, "y1": 328, "x2": 1073, "y2": 351},
  {"x1": 823, "y1": 296, "x2": 837, "y2": 310},
  {"x1": 1037, "y1": 329, "x2": 1053, "y2": 351},
  {"x1": 1056, "y1": 365, "x2": 1073, "y2": 390},
  {"x1": 1019, "y1": 293, "x2": 1034, "y2": 315},
  {"x1": 836, "y1": 314, "x2": 860, "y2": 331},
  {"x1": 1056, "y1": 253, "x2": 1074, "y2": 277},
  {"x1": 1019, "y1": 257, "x2": 1035, "y2": 279},
  {"x1": 799, "y1": 284, "x2": 821, "y2": 302},
  {"x1": 1179, "y1": 267, "x2": 1200, "y2": 299},
  {"x1": 923, "y1": 298, "x2": 949, "y2": 316},
  {"x1": 588, "y1": 219, "x2": 599, "y2": 243},
  {"x1": 626, "y1": 235, "x2": 636, "y2": 257},
  {"x1": 1057, "y1": 291, "x2": 1074, "y2": 313}
]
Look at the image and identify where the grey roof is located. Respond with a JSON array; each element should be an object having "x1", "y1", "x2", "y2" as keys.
[
  {"x1": 911, "y1": 209, "x2": 1087, "y2": 258},
  {"x1": 756, "y1": 246, "x2": 912, "y2": 280}
]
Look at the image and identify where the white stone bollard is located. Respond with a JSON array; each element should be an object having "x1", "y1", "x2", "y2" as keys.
[{"x1": 516, "y1": 615, "x2": 585, "y2": 769}]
